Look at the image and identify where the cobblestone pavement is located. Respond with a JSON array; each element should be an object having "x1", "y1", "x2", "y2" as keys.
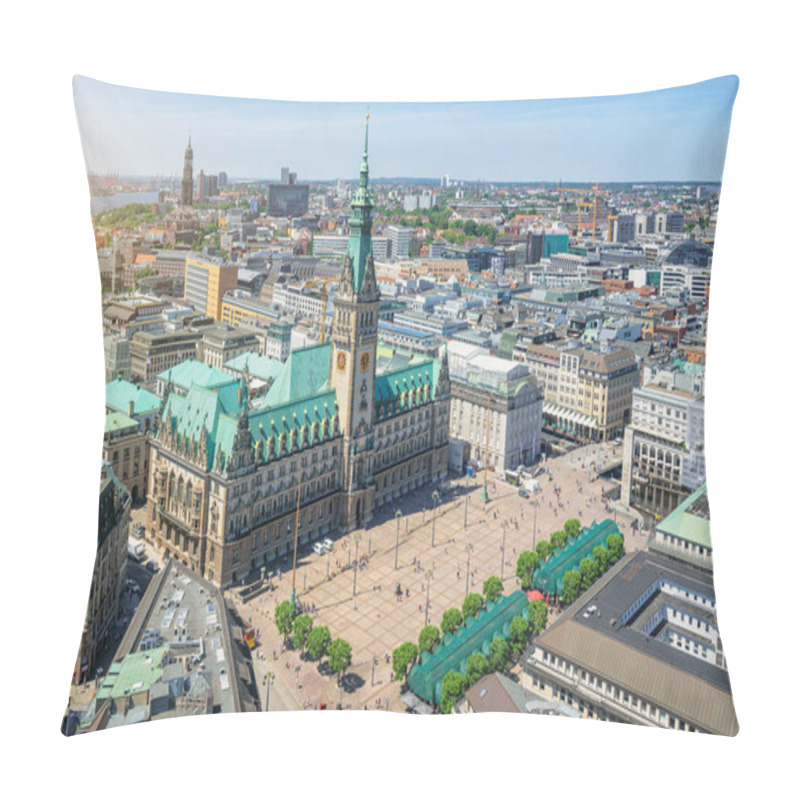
[{"x1": 227, "y1": 443, "x2": 645, "y2": 713}]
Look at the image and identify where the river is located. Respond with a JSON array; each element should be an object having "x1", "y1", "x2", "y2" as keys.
[{"x1": 90, "y1": 191, "x2": 160, "y2": 216}]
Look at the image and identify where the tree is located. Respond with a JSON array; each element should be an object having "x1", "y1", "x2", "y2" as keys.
[
  {"x1": 307, "y1": 625, "x2": 331, "y2": 661},
  {"x1": 418, "y1": 625, "x2": 440, "y2": 655},
  {"x1": 562, "y1": 570, "x2": 581, "y2": 605},
  {"x1": 579, "y1": 557, "x2": 598, "y2": 591},
  {"x1": 488, "y1": 637, "x2": 510, "y2": 672},
  {"x1": 274, "y1": 600, "x2": 296, "y2": 644},
  {"x1": 392, "y1": 642, "x2": 419, "y2": 682},
  {"x1": 291, "y1": 613, "x2": 313, "y2": 653},
  {"x1": 606, "y1": 533, "x2": 624, "y2": 564},
  {"x1": 508, "y1": 616, "x2": 531, "y2": 656},
  {"x1": 440, "y1": 670, "x2": 467, "y2": 714},
  {"x1": 593, "y1": 545, "x2": 610, "y2": 575},
  {"x1": 535, "y1": 540, "x2": 552, "y2": 561},
  {"x1": 441, "y1": 607, "x2": 463, "y2": 635},
  {"x1": 465, "y1": 652, "x2": 490, "y2": 686},
  {"x1": 133, "y1": 264, "x2": 154, "y2": 288},
  {"x1": 482, "y1": 576, "x2": 503, "y2": 604},
  {"x1": 528, "y1": 599, "x2": 548, "y2": 635},
  {"x1": 516, "y1": 550, "x2": 539, "y2": 590},
  {"x1": 550, "y1": 530, "x2": 568, "y2": 550},
  {"x1": 462, "y1": 592, "x2": 485, "y2": 619},
  {"x1": 564, "y1": 518, "x2": 581, "y2": 539},
  {"x1": 328, "y1": 638, "x2": 352, "y2": 685}
]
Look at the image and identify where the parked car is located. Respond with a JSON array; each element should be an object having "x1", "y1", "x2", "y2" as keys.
[
  {"x1": 126, "y1": 579, "x2": 141, "y2": 593},
  {"x1": 145, "y1": 560, "x2": 159, "y2": 573},
  {"x1": 133, "y1": 525, "x2": 145, "y2": 539},
  {"x1": 313, "y1": 542, "x2": 326, "y2": 555},
  {"x1": 322, "y1": 538, "x2": 334, "y2": 551},
  {"x1": 518, "y1": 488, "x2": 530, "y2": 498}
]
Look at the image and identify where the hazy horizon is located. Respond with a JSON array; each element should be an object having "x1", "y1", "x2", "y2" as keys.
[{"x1": 74, "y1": 75, "x2": 738, "y2": 184}]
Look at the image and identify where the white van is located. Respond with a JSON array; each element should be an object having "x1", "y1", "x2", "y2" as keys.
[{"x1": 127, "y1": 538, "x2": 146, "y2": 562}]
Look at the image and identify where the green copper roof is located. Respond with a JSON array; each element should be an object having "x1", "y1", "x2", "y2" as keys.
[
  {"x1": 161, "y1": 373, "x2": 340, "y2": 473},
  {"x1": 106, "y1": 379, "x2": 160, "y2": 416},
  {"x1": 95, "y1": 647, "x2": 169, "y2": 701},
  {"x1": 374, "y1": 357, "x2": 437, "y2": 419},
  {"x1": 224, "y1": 351, "x2": 284, "y2": 383},
  {"x1": 656, "y1": 483, "x2": 711, "y2": 549},
  {"x1": 532, "y1": 519, "x2": 621, "y2": 597},
  {"x1": 407, "y1": 591, "x2": 530, "y2": 705},
  {"x1": 105, "y1": 410, "x2": 139, "y2": 434},
  {"x1": 261, "y1": 342, "x2": 331, "y2": 407},
  {"x1": 346, "y1": 115, "x2": 374, "y2": 293},
  {"x1": 158, "y1": 360, "x2": 237, "y2": 392}
]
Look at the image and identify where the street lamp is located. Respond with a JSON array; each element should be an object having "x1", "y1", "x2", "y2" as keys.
[
  {"x1": 424, "y1": 568, "x2": 432, "y2": 628},
  {"x1": 431, "y1": 490, "x2": 440, "y2": 547},
  {"x1": 263, "y1": 671, "x2": 275, "y2": 712},
  {"x1": 533, "y1": 501, "x2": 538, "y2": 552},
  {"x1": 501, "y1": 520, "x2": 508, "y2": 581},
  {"x1": 352, "y1": 532, "x2": 361, "y2": 606},
  {"x1": 463, "y1": 493, "x2": 470, "y2": 530},
  {"x1": 465, "y1": 543, "x2": 473, "y2": 599},
  {"x1": 395, "y1": 510, "x2": 403, "y2": 570}
]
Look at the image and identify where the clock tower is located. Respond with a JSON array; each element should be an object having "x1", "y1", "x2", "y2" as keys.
[{"x1": 331, "y1": 115, "x2": 380, "y2": 531}]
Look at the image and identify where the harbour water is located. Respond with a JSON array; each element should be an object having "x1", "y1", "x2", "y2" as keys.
[{"x1": 90, "y1": 191, "x2": 160, "y2": 216}]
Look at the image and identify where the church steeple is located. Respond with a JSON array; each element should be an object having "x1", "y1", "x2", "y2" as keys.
[{"x1": 181, "y1": 135, "x2": 194, "y2": 207}]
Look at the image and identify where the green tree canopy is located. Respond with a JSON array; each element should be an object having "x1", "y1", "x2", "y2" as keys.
[
  {"x1": 392, "y1": 641, "x2": 419, "y2": 682},
  {"x1": 328, "y1": 638, "x2": 352, "y2": 684},
  {"x1": 462, "y1": 592, "x2": 485, "y2": 619},
  {"x1": 564, "y1": 518, "x2": 581, "y2": 538},
  {"x1": 562, "y1": 570, "x2": 581, "y2": 605},
  {"x1": 133, "y1": 265, "x2": 154, "y2": 287},
  {"x1": 291, "y1": 613, "x2": 313, "y2": 652},
  {"x1": 528, "y1": 599, "x2": 548, "y2": 636},
  {"x1": 535, "y1": 540, "x2": 552, "y2": 561},
  {"x1": 441, "y1": 607, "x2": 464, "y2": 635},
  {"x1": 465, "y1": 652, "x2": 490, "y2": 687},
  {"x1": 508, "y1": 616, "x2": 531, "y2": 656},
  {"x1": 274, "y1": 600, "x2": 296, "y2": 643},
  {"x1": 307, "y1": 625, "x2": 331, "y2": 661},
  {"x1": 482, "y1": 576, "x2": 503, "y2": 604},
  {"x1": 579, "y1": 557, "x2": 598, "y2": 591},
  {"x1": 516, "y1": 550, "x2": 540, "y2": 590},
  {"x1": 418, "y1": 625, "x2": 441, "y2": 655},
  {"x1": 488, "y1": 637, "x2": 510, "y2": 672},
  {"x1": 606, "y1": 533, "x2": 624, "y2": 564},
  {"x1": 593, "y1": 545, "x2": 610, "y2": 575},
  {"x1": 440, "y1": 670, "x2": 467, "y2": 714},
  {"x1": 550, "y1": 530, "x2": 568, "y2": 550}
]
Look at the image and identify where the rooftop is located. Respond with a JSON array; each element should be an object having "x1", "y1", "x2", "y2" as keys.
[{"x1": 655, "y1": 483, "x2": 712, "y2": 549}]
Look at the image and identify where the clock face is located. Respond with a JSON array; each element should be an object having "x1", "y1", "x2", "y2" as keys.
[
  {"x1": 360, "y1": 351, "x2": 371, "y2": 372},
  {"x1": 336, "y1": 351, "x2": 347, "y2": 371}
]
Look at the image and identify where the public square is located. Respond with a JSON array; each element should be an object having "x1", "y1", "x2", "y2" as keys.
[{"x1": 226, "y1": 440, "x2": 645, "y2": 713}]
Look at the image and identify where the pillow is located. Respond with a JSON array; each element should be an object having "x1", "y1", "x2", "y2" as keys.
[{"x1": 64, "y1": 75, "x2": 739, "y2": 735}]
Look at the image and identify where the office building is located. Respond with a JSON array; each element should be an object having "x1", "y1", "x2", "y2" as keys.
[
  {"x1": 519, "y1": 485, "x2": 736, "y2": 735},
  {"x1": 184, "y1": 255, "x2": 239, "y2": 321},
  {"x1": 72, "y1": 463, "x2": 130, "y2": 685}
]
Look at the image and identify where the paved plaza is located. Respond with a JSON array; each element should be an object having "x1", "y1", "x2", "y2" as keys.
[{"x1": 227, "y1": 441, "x2": 646, "y2": 714}]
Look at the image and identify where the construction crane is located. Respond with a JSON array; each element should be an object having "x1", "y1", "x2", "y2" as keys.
[{"x1": 560, "y1": 183, "x2": 611, "y2": 243}]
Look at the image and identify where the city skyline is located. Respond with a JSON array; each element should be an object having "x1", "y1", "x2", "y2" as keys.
[{"x1": 73, "y1": 75, "x2": 738, "y2": 184}]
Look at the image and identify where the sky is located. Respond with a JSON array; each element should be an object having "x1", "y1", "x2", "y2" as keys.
[{"x1": 73, "y1": 74, "x2": 738, "y2": 184}]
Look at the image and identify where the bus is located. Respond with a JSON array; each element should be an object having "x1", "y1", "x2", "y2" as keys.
[{"x1": 504, "y1": 469, "x2": 521, "y2": 486}]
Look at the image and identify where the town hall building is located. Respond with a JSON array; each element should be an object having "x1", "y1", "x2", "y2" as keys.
[{"x1": 145, "y1": 120, "x2": 451, "y2": 587}]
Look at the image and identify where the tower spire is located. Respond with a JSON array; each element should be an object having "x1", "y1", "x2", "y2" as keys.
[{"x1": 343, "y1": 111, "x2": 375, "y2": 295}]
